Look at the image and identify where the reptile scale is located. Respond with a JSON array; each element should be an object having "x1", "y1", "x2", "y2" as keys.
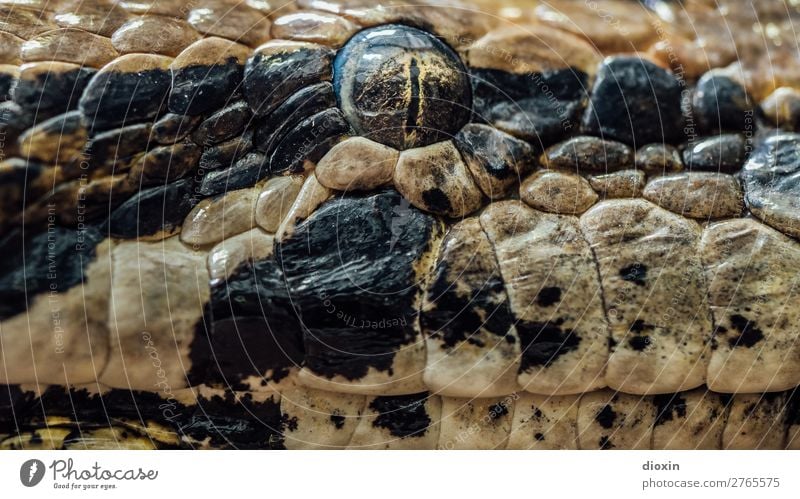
[{"x1": 1, "y1": 0, "x2": 800, "y2": 449}]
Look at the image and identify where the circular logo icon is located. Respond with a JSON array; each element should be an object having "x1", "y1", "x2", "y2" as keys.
[{"x1": 20, "y1": 459, "x2": 45, "y2": 487}]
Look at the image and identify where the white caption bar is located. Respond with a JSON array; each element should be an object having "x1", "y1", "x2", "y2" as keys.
[{"x1": 1, "y1": 451, "x2": 799, "y2": 498}]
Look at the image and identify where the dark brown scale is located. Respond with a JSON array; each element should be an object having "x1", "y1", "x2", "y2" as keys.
[
  {"x1": 470, "y1": 68, "x2": 588, "y2": 146},
  {"x1": 128, "y1": 140, "x2": 201, "y2": 185},
  {"x1": 151, "y1": 113, "x2": 202, "y2": 145},
  {"x1": 85, "y1": 122, "x2": 153, "y2": 173},
  {"x1": 252, "y1": 82, "x2": 336, "y2": 155},
  {"x1": 682, "y1": 133, "x2": 748, "y2": 172},
  {"x1": 582, "y1": 56, "x2": 685, "y2": 146},
  {"x1": 244, "y1": 43, "x2": 333, "y2": 118},
  {"x1": 542, "y1": 135, "x2": 634, "y2": 172},
  {"x1": 192, "y1": 101, "x2": 252, "y2": 145},
  {"x1": 14, "y1": 62, "x2": 95, "y2": 120},
  {"x1": 198, "y1": 129, "x2": 254, "y2": 172},
  {"x1": 268, "y1": 107, "x2": 350, "y2": 174},
  {"x1": 78, "y1": 56, "x2": 171, "y2": 132},
  {"x1": 104, "y1": 178, "x2": 198, "y2": 239}
]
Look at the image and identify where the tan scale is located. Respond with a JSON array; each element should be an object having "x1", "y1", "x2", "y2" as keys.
[
  {"x1": 169, "y1": 36, "x2": 251, "y2": 72},
  {"x1": 316, "y1": 136, "x2": 399, "y2": 192},
  {"x1": 643, "y1": 172, "x2": 744, "y2": 220},
  {"x1": 520, "y1": 169, "x2": 599, "y2": 215},
  {"x1": 580, "y1": 199, "x2": 712, "y2": 395},
  {"x1": 506, "y1": 393, "x2": 580, "y2": 449},
  {"x1": 393, "y1": 140, "x2": 484, "y2": 218},
  {"x1": 588, "y1": 170, "x2": 645, "y2": 199},
  {"x1": 271, "y1": 11, "x2": 360, "y2": 48},
  {"x1": 437, "y1": 395, "x2": 515, "y2": 450},
  {"x1": 207, "y1": 228, "x2": 275, "y2": 284},
  {"x1": 0, "y1": 31, "x2": 26, "y2": 64},
  {"x1": 700, "y1": 218, "x2": 800, "y2": 393},
  {"x1": 577, "y1": 390, "x2": 655, "y2": 450},
  {"x1": 22, "y1": 28, "x2": 119, "y2": 68},
  {"x1": 181, "y1": 188, "x2": 260, "y2": 247},
  {"x1": 480, "y1": 201, "x2": 609, "y2": 395},
  {"x1": 651, "y1": 389, "x2": 728, "y2": 450},
  {"x1": 0, "y1": 239, "x2": 111, "y2": 386},
  {"x1": 255, "y1": 175, "x2": 305, "y2": 233},
  {"x1": 100, "y1": 237, "x2": 208, "y2": 390},
  {"x1": 421, "y1": 217, "x2": 522, "y2": 398},
  {"x1": 111, "y1": 15, "x2": 201, "y2": 57},
  {"x1": 187, "y1": 2, "x2": 271, "y2": 48},
  {"x1": 275, "y1": 173, "x2": 333, "y2": 241},
  {"x1": 722, "y1": 393, "x2": 787, "y2": 450},
  {"x1": 280, "y1": 384, "x2": 366, "y2": 449},
  {"x1": 53, "y1": 0, "x2": 131, "y2": 37}
]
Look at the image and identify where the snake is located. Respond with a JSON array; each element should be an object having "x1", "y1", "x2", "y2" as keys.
[{"x1": 1, "y1": 0, "x2": 800, "y2": 450}]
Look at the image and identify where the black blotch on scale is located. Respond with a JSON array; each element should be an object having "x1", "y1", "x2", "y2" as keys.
[
  {"x1": 0, "y1": 71, "x2": 15, "y2": 102},
  {"x1": 489, "y1": 402, "x2": 509, "y2": 420},
  {"x1": 369, "y1": 393, "x2": 432, "y2": 438},
  {"x1": 536, "y1": 286, "x2": 562, "y2": 307},
  {"x1": 727, "y1": 314, "x2": 764, "y2": 348},
  {"x1": 595, "y1": 404, "x2": 617, "y2": 429},
  {"x1": 421, "y1": 259, "x2": 514, "y2": 348},
  {"x1": 0, "y1": 385, "x2": 38, "y2": 433},
  {"x1": 192, "y1": 316, "x2": 304, "y2": 389},
  {"x1": 421, "y1": 188, "x2": 452, "y2": 215},
  {"x1": 629, "y1": 335, "x2": 651, "y2": 351},
  {"x1": 0, "y1": 226, "x2": 103, "y2": 319},
  {"x1": 517, "y1": 320, "x2": 581, "y2": 370},
  {"x1": 275, "y1": 190, "x2": 437, "y2": 381},
  {"x1": 330, "y1": 413, "x2": 346, "y2": 430},
  {"x1": 189, "y1": 257, "x2": 306, "y2": 389},
  {"x1": 620, "y1": 263, "x2": 647, "y2": 286},
  {"x1": 173, "y1": 391, "x2": 284, "y2": 449},
  {"x1": 653, "y1": 393, "x2": 687, "y2": 426},
  {"x1": 598, "y1": 436, "x2": 615, "y2": 449}
]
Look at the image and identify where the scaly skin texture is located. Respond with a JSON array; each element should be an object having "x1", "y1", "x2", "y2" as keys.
[{"x1": 2, "y1": 0, "x2": 800, "y2": 449}]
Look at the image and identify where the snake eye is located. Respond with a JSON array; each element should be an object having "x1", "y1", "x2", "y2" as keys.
[{"x1": 333, "y1": 24, "x2": 472, "y2": 150}]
